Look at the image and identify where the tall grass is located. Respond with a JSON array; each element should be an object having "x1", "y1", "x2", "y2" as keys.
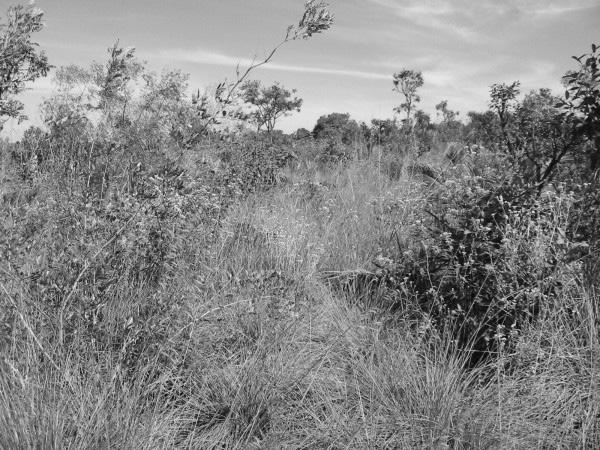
[{"x1": 0, "y1": 138, "x2": 598, "y2": 448}]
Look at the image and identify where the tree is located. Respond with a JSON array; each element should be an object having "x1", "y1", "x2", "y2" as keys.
[
  {"x1": 465, "y1": 110, "x2": 501, "y2": 147},
  {"x1": 370, "y1": 118, "x2": 400, "y2": 144},
  {"x1": 414, "y1": 109, "x2": 434, "y2": 154},
  {"x1": 392, "y1": 69, "x2": 424, "y2": 126},
  {"x1": 94, "y1": 41, "x2": 143, "y2": 111},
  {"x1": 435, "y1": 100, "x2": 462, "y2": 142},
  {"x1": 294, "y1": 127, "x2": 312, "y2": 139},
  {"x1": 435, "y1": 100, "x2": 458, "y2": 123},
  {"x1": 241, "y1": 80, "x2": 302, "y2": 133},
  {"x1": 312, "y1": 112, "x2": 360, "y2": 144},
  {"x1": 514, "y1": 88, "x2": 579, "y2": 186},
  {"x1": 560, "y1": 43, "x2": 600, "y2": 170},
  {"x1": 173, "y1": 0, "x2": 333, "y2": 148},
  {"x1": 489, "y1": 81, "x2": 520, "y2": 156},
  {"x1": 488, "y1": 81, "x2": 581, "y2": 189},
  {"x1": 0, "y1": 4, "x2": 51, "y2": 131}
]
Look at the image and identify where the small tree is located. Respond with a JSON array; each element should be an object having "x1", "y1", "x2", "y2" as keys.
[
  {"x1": 435, "y1": 99, "x2": 462, "y2": 142},
  {"x1": 435, "y1": 99, "x2": 458, "y2": 123},
  {"x1": 489, "y1": 81, "x2": 520, "y2": 156},
  {"x1": 241, "y1": 80, "x2": 302, "y2": 133},
  {"x1": 94, "y1": 41, "x2": 143, "y2": 111},
  {"x1": 560, "y1": 43, "x2": 600, "y2": 170},
  {"x1": 0, "y1": 4, "x2": 51, "y2": 130},
  {"x1": 465, "y1": 110, "x2": 501, "y2": 147},
  {"x1": 392, "y1": 69, "x2": 424, "y2": 126},
  {"x1": 489, "y1": 81, "x2": 581, "y2": 189},
  {"x1": 312, "y1": 112, "x2": 360, "y2": 144},
  {"x1": 172, "y1": 0, "x2": 333, "y2": 148}
]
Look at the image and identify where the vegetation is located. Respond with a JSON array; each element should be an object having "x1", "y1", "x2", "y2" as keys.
[
  {"x1": 0, "y1": 2, "x2": 599, "y2": 449},
  {"x1": 0, "y1": 4, "x2": 50, "y2": 130},
  {"x1": 241, "y1": 80, "x2": 303, "y2": 133},
  {"x1": 392, "y1": 69, "x2": 424, "y2": 126}
]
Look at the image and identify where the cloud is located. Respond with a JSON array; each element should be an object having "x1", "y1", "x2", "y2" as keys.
[
  {"x1": 152, "y1": 48, "x2": 390, "y2": 81},
  {"x1": 363, "y1": 0, "x2": 597, "y2": 40},
  {"x1": 363, "y1": 0, "x2": 484, "y2": 40}
]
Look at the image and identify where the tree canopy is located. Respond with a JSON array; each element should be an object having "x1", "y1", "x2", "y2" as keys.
[
  {"x1": 241, "y1": 80, "x2": 303, "y2": 133},
  {"x1": 0, "y1": 4, "x2": 51, "y2": 130}
]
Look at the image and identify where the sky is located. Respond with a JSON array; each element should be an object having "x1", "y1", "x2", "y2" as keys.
[{"x1": 1, "y1": 0, "x2": 598, "y2": 139}]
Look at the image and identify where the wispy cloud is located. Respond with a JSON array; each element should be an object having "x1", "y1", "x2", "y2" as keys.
[
  {"x1": 518, "y1": 0, "x2": 599, "y2": 16},
  {"x1": 363, "y1": 0, "x2": 597, "y2": 40},
  {"x1": 151, "y1": 48, "x2": 390, "y2": 81},
  {"x1": 364, "y1": 0, "x2": 483, "y2": 40}
]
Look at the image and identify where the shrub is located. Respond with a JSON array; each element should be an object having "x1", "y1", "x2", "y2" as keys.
[
  {"x1": 315, "y1": 139, "x2": 352, "y2": 167},
  {"x1": 372, "y1": 169, "x2": 581, "y2": 365},
  {"x1": 313, "y1": 112, "x2": 361, "y2": 145}
]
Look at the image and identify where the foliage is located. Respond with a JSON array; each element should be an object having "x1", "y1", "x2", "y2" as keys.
[
  {"x1": 178, "y1": 0, "x2": 333, "y2": 147},
  {"x1": 435, "y1": 100, "x2": 458, "y2": 123},
  {"x1": 369, "y1": 118, "x2": 401, "y2": 147},
  {"x1": 96, "y1": 41, "x2": 143, "y2": 109},
  {"x1": 489, "y1": 81, "x2": 520, "y2": 126},
  {"x1": 315, "y1": 139, "x2": 353, "y2": 167},
  {"x1": 435, "y1": 100, "x2": 462, "y2": 143},
  {"x1": 489, "y1": 82, "x2": 581, "y2": 189},
  {"x1": 312, "y1": 112, "x2": 361, "y2": 144},
  {"x1": 464, "y1": 110, "x2": 501, "y2": 148},
  {"x1": 0, "y1": 4, "x2": 51, "y2": 129},
  {"x1": 392, "y1": 69, "x2": 424, "y2": 126},
  {"x1": 241, "y1": 80, "x2": 302, "y2": 133},
  {"x1": 413, "y1": 109, "x2": 434, "y2": 154},
  {"x1": 293, "y1": 127, "x2": 312, "y2": 140},
  {"x1": 559, "y1": 43, "x2": 600, "y2": 170},
  {"x1": 376, "y1": 171, "x2": 576, "y2": 364},
  {"x1": 512, "y1": 88, "x2": 580, "y2": 187},
  {"x1": 219, "y1": 138, "x2": 294, "y2": 193}
]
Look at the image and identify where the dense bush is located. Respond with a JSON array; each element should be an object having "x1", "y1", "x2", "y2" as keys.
[
  {"x1": 369, "y1": 169, "x2": 582, "y2": 365},
  {"x1": 312, "y1": 112, "x2": 362, "y2": 144}
]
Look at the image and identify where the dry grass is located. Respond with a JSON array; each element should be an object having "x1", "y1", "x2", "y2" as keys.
[{"x1": 0, "y1": 140, "x2": 598, "y2": 449}]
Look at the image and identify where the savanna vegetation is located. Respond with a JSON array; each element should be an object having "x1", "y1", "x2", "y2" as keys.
[{"x1": 0, "y1": 2, "x2": 599, "y2": 448}]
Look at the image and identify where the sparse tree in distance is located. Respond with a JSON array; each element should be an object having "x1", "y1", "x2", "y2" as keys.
[
  {"x1": 435, "y1": 99, "x2": 461, "y2": 142},
  {"x1": 0, "y1": 4, "x2": 51, "y2": 131},
  {"x1": 241, "y1": 80, "x2": 302, "y2": 133},
  {"x1": 435, "y1": 99, "x2": 458, "y2": 123},
  {"x1": 392, "y1": 69, "x2": 424, "y2": 127},
  {"x1": 489, "y1": 81, "x2": 520, "y2": 156}
]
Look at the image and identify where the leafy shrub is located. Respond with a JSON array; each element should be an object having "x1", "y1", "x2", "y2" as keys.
[
  {"x1": 316, "y1": 140, "x2": 352, "y2": 167},
  {"x1": 312, "y1": 112, "x2": 361, "y2": 145},
  {"x1": 219, "y1": 139, "x2": 294, "y2": 194},
  {"x1": 559, "y1": 43, "x2": 600, "y2": 170},
  {"x1": 372, "y1": 171, "x2": 580, "y2": 364}
]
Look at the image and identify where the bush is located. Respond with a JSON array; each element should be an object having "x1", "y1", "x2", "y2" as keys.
[
  {"x1": 372, "y1": 170, "x2": 581, "y2": 365},
  {"x1": 313, "y1": 112, "x2": 361, "y2": 145}
]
